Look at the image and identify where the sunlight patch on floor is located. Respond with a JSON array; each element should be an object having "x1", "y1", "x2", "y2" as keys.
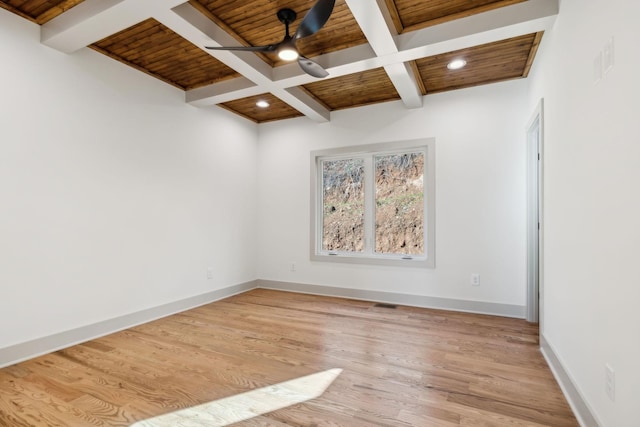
[{"x1": 131, "y1": 368, "x2": 342, "y2": 427}]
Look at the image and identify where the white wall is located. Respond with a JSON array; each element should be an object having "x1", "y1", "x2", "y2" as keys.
[
  {"x1": 527, "y1": 0, "x2": 640, "y2": 425},
  {"x1": 6, "y1": 1, "x2": 638, "y2": 423},
  {"x1": 0, "y1": 9, "x2": 259, "y2": 349},
  {"x1": 257, "y1": 80, "x2": 529, "y2": 312}
]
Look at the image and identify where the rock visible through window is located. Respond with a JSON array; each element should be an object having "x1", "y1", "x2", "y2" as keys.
[
  {"x1": 374, "y1": 153, "x2": 424, "y2": 255},
  {"x1": 311, "y1": 138, "x2": 435, "y2": 268}
]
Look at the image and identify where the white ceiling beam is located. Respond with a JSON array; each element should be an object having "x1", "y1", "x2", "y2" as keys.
[
  {"x1": 41, "y1": 0, "x2": 184, "y2": 53},
  {"x1": 40, "y1": 0, "x2": 557, "y2": 121},
  {"x1": 186, "y1": 77, "x2": 263, "y2": 107},
  {"x1": 167, "y1": 2, "x2": 330, "y2": 122},
  {"x1": 187, "y1": 0, "x2": 557, "y2": 107},
  {"x1": 161, "y1": 3, "x2": 273, "y2": 84},
  {"x1": 187, "y1": 44, "x2": 378, "y2": 106},
  {"x1": 283, "y1": 87, "x2": 331, "y2": 122},
  {"x1": 344, "y1": 0, "x2": 423, "y2": 109},
  {"x1": 396, "y1": 0, "x2": 558, "y2": 58},
  {"x1": 384, "y1": 62, "x2": 423, "y2": 108},
  {"x1": 273, "y1": 44, "x2": 378, "y2": 86},
  {"x1": 344, "y1": 0, "x2": 399, "y2": 55}
]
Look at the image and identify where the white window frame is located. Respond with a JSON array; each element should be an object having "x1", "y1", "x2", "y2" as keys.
[{"x1": 310, "y1": 138, "x2": 435, "y2": 268}]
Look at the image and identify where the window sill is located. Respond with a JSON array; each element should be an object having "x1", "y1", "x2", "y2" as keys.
[{"x1": 311, "y1": 252, "x2": 434, "y2": 268}]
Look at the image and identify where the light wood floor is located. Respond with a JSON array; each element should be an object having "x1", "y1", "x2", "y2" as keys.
[{"x1": 0, "y1": 289, "x2": 578, "y2": 426}]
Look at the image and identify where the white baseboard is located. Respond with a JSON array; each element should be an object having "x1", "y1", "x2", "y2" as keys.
[
  {"x1": 257, "y1": 279, "x2": 526, "y2": 318},
  {"x1": 0, "y1": 280, "x2": 257, "y2": 369},
  {"x1": 540, "y1": 334, "x2": 600, "y2": 427},
  {"x1": 1, "y1": 279, "x2": 526, "y2": 369},
  {"x1": 1, "y1": 280, "x2": 597, "y2": 427}
]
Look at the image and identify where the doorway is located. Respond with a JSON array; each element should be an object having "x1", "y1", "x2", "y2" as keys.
[{"x1": 526, "y1": 99, "x2": 543, "y2": 324}]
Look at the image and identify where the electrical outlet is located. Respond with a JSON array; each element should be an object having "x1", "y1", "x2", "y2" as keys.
[
  {"x1": 471, "y1": 274, "x2": 480, "y2": 286},
  {"x1": 605, "y1": 364, "x2": 615, "y2": 401},
  {"x1": 290, "y1": 262, "x2": 296, "y2": 272},
  {"x1": 207, "y1": 267, "x2": 213, "y2": 280}
]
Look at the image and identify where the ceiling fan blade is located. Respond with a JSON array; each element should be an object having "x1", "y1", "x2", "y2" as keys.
[
  {"x1": 294, "y1": 0, "x2": 336, "y2": 40},
  {"x1": 205, "y1": 44, "x2": 278, "y2": 52},
  {"x1": 298, "y1": 56, "x2": 329, "y2": 78}
]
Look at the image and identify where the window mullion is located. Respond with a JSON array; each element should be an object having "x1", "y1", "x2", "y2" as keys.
[
  {"x1": 317, "y1": 158, "x2": 325, "y2": 254},
  {"x1": 363, "y1": 155, "x2": 375, "y2": 255}
]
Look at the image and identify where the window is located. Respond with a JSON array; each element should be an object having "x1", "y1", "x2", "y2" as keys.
[{"x1": 310, "y1": 139, "x2": 435, "y2": 267}]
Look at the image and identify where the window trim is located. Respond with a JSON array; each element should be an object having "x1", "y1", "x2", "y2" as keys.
[{"x1": 310, "y1": 138, "x2": 435, "y2": 268}]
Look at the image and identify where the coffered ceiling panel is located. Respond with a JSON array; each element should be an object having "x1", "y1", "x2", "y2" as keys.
[
  {"x1": 415, "y1": 32, "x2": 542, "y2": 94},
  {"x1": 90, "y1": 18, "x2": 239, "y2": 91},
  {"x1": 1, "y1": 0, "x2": 558, "y2": 123},
  {"x1": 190, "y1": 0, "x2": 366, "y2": 66},
  {"x1": 385, "y1": 0, "x2": 526, "y2": 32},
  {"x1": 304, "y1": 68, "x2": 401, "y2": 111},
  {"x1": 221, "y1": 93, "x2": 304, "y2": 123},
  {"x1": 0, "y1": 0, "x2": 84, "y2": 24}
]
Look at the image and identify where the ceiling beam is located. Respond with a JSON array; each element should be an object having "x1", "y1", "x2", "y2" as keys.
[
  {"x1": 186, "y1": 0, "x2": 558, "y2": 107},
  {"x1": 396, "y1": 0, "x2": 558, "y2": 58},
  {"x1": 160, "y1": 3, "x2": 275, "y2": 87},
  {"x1": 282, "y1": 87, "x2": 331, "y2": 122},
  {"x1": 186, "y1": 78, "x2": 264, "y2": 107},
  {"x1": 40, "y1": 0, "x2": 557, "y2": 122},
  {"x1": 41, "y1": 0, "x2": 184, "y2": 53},
  {"x1": 188, "y1": 44, "x2": 378, "y2": 106},
  {"x1": 167, "y1": 2, "x2": 330, "y2": 122},
  {"x1": 344, "y1": 0, "x2": 423, "y2": 109},
  {"x1": 384, "y1": 62, "x2": 424, "y2": 107}
]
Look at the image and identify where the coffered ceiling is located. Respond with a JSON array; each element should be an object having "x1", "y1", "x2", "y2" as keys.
[{"x1": 1, "y1": 0, "x2": 558, "y2": 123}]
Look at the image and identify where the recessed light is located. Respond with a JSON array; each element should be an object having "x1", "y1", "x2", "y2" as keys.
[
  {"x1": 447, "y1": 59, "x2": 467, "y2": 70},
  {"x1": 256, "y1": 100, "x2": 270, "y2": 108}
]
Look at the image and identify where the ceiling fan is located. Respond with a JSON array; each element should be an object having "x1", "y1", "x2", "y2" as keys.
[{"x1": 205, "y1": 0, "x2": 335, "y2": 78}]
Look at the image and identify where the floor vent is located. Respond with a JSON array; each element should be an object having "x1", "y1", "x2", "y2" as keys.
[{"x1": 374, "y1": 303, "x2": 397, "y2": 309}]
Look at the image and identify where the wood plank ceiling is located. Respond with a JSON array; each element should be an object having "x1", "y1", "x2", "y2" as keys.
[{"x1": 0, "y1": 0, "x2": 556, "y2": 123}]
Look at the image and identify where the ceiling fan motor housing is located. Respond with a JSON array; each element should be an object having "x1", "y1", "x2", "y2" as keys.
[
  {"x1": 277, "y1": 8, "x2": 297, "y2": 25},
  {"x1": 205, "y1": 0, "x2": 334, "y2": 78}
]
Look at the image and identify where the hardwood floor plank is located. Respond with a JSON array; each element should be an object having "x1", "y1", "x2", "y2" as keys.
[{"x1": 0, "y1": 289, "x2": 578, "y2": 426}]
